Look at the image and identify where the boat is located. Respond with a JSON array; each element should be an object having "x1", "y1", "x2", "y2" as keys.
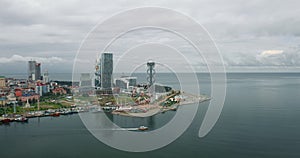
[
  {"x1": 138, "y1": 126, "x2": 148, "y2": 131},
  {"x1": 25, "y1": 112, "x2": 35, "y2": 118},
  {"x1": 89, "y1": 106, "x2": 103, "y2": 113},
  {"x1": 14, "y1": 117, "x2": 28, "y2": 122},
  {"x1": 102, "y1": 106, "x2": 117, "y2": 113},
  {"x1": 34, "y1": 111, "x2": 45, "y2": 117},
  {"x1": 170, "y1": 107, "x2": 177, "y2": 111},
  {"x1": 50, "y1": 112, "x2": 60, "y2": 117},
  {"x1": 70, "y1": 110, "x2": 78, "y2": 114},
  {"x1": 60, "y1": 110, "x2": 72, "y2": 115},
  {"x1": 114, "y1": 106, "x2": 132, "y2": 112},
  {"x1": 1, "y1": 118, "x2": 11, "y2": 124}
]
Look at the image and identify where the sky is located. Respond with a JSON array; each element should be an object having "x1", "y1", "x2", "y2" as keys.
[{"x1": 0, "y1": 0, "x2": 300, "y2": 74}]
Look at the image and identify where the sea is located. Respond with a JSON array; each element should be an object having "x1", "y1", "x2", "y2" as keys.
[{"x1": 1, "y1": 73, "x2": 300, "y2": 158}]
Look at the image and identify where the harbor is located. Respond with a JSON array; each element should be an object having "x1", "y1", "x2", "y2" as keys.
[{"x1": 0, "y1": 107, "x2": 87, "y2": 125}]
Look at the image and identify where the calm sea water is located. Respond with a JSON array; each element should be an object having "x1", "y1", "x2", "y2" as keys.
[{"x1": 1, "y1": 73, "x2": 300, "y2": 158}]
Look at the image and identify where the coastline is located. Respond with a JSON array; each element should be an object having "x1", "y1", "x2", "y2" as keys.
[{"x1": 112, "y1": 94, "x2": 211, "y2": 118}]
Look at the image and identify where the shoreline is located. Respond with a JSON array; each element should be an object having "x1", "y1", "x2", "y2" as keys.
[{"x1": 112, "y1": 94, "x2": 211, "y2": 118}]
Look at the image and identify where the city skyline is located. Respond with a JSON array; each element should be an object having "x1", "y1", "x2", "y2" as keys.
[
  {"x1": 1, "y1": 1, "x2": 300, "y2": 158},
  {"x1": 28, "y1": 60, "x2": 41, "y2": 81}
]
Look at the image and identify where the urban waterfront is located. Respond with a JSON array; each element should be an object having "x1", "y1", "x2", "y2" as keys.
[{"x1": 1, "y1": 73, "x2": 300, "y2": 158}]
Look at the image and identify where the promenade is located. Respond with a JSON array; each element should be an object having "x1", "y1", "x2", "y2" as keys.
[{"x1": 112, "y1": 94, "x2": 211, "y2": 117}]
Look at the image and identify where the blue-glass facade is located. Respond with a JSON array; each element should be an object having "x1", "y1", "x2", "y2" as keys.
[{"x1": 100, "y1": 53, "x2": 113, "y2": 89}]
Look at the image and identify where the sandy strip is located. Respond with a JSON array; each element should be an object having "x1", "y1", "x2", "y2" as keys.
[
  {"x1": 112, "y1": 95, "x2": 211, "y2": 118},
  {"x1": 126, "y1": 108, "x2": 161, "y2": 117}
]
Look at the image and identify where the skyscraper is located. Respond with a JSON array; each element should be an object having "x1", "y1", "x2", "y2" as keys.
[
  {"x1": 95, "y1": 59, "x2": 101, "y2": 88},
  {"x1": 79, "y1": 73, "x2": 93, "y2": 95},
  {"x1": 28, "y1": 60, "x2": 41, "y2": 81},
  {"x1": 28, "y1": 60, "x2": 36, "y2": 80},
  {"x1": 35, "y1": 63, "x2": 41, "y2": 80},
  {"x1": 100, "y1": 53, "x2": 113, "y2": 90},
  {"x1": 43, "y1": 70, "x2": 49, "y2": 83}
]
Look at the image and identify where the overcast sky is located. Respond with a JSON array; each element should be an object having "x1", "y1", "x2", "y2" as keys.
[{"x1": 0, "y1": 0, "x2": 300, "y2": 74}]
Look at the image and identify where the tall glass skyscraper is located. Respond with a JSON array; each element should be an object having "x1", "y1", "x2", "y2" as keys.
[
  {"x1": 28, "y1": 60, "x2": 36, "y2": 80},
  {"x1": 100, "y1": 53, "x2": 113, "y2": 90},
  {"x1": 35, "y1": 63, "x2": 41, "y2": 80},
  {"x1": 28, "y1": 60, "x2": 41, "y2": 81}
]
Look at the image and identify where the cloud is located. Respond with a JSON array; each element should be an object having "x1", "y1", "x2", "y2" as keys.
[
  {"x1": 258, "y1": 50, "x2": 284, "y2": 57},
  {"x1": 256, "y1": 50, "x2": 285, "y2": 66},
  {"x1": 0, "y1": 0, "x2": 300, "y2": 72},
  {"x1": 220, "y1": 47, "x2": 300, "y2": 68},
  {"x1": 255, "y1": 49, "x2": 300, "y2": 66},
  {"x1": 0, "y1": 54, "x2": 66, "y2": 64}
]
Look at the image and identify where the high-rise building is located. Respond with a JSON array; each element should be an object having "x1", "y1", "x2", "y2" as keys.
[
  {"x1": 35, "y1": 81, "x2": 50, "y2": 96},
  {"x1": 95, "y1": 59, "x2": 101, "y2": 88},
  {"x1": 80, "y1": 73, "x2": 92, "y2": 87},
  {"x1": 28, "y1": 60, "x2": 42, "y2": 81},
  {"x1": 35, "y1": 63, "x2": 41, "y2": 81},
  {"x1": 43, "y1": 70, "x2": 49, "y2": 83},
  {"x1": 28, "y1": 60, "x2": 36, "y2": 80},
  {"x1": 100, "y1": 53, "x2": 113, "y2": 90},
  {"x1": 79, "y1": 73, "x2": 93, "y2": 95}
]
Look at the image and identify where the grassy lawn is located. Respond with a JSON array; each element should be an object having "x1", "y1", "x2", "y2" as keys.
[{"x1": 0, "y1": 94, "x2": 76, "y2": 115}]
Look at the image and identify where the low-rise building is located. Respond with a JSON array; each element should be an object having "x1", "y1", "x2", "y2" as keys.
[
  {"x1": 0, "y1": 76, "x2": 6, "y2": 88},
  {"x1": 19, "y1": 94, "x2": 40, "y2": 102},
  {"x1": 35, "y1": 82, "x2": 50, "y2": 96},
  {"x1": 0, "y1": 96, "x2": 7, "y2": 106},
  {"x1": 52, "y1": 87, "x2": 67, "y2": 95},
  {"x1": 115, "y1": 76, "x2": 137, "y2": 89}
]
